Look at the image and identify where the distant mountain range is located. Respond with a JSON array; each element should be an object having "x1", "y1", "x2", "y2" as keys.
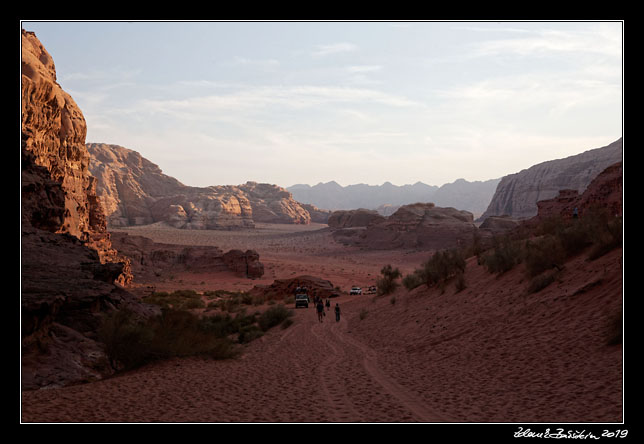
[{"x1": 287, "y1": 178, "x2": 502, "y2": 217}]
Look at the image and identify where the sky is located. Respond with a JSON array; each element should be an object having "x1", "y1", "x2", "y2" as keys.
[{"x1": 21, "y1": 21, "x2": 623, "y2": 188}]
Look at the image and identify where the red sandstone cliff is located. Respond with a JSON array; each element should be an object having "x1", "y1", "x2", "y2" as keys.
[
  {"x1": 87, "y1": 143, "x2": 324, "y2": 229},
  {"x1": 21, "y1": 30, "x2": 145, "y2": 389}
]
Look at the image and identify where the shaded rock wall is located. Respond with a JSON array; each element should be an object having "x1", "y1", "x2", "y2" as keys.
[{"x1": 481, "y1": 138, "x2": 622, "y2": 221}]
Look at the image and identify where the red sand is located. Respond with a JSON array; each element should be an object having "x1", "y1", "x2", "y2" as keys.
[{"x1": 20, "y1": 224, "x2": 623, "y2": 423}]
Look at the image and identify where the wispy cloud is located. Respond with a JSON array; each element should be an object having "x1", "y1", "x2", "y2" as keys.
[
  {"x1": 128, "y1": 84, "x2": 424, "y2": 119},
  {"x1": 470, "y1": 25, "x2": 622, "y2": 59},
  {"x1": 312, "y1": 42, "x2": 358, "y2": 57}
]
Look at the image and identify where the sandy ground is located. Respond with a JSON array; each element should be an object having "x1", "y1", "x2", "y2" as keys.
[
  {"x1": 20, "y1": 223, "x2": 624, "y2": 423},
  {"x1": 109, "y1": 222, "x2": 431, "y2": 294}
]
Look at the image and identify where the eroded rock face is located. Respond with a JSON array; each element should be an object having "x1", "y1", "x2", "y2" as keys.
[
  {"x1": 21, "y1": 31, "x2": 130, "y2": 281},
  {"x1": 21, "y1": 30, "x2": 143, "y2": 389},
  {"x1": 88, "y1": 143, "x2": 314, "y2": 229},
  {"x1": 333, "y1": 203, "x2": 479, "y2": 250},
  {"x1": 327, "y1": 208, "x2": 385, "y2": 228},
  {"x1": 110, "y1": 233, "x2": 264, "y2": 280},
  {"x1": 480, "y1": 138, "x2": 622, "y2": 220},
  {"x1": 249, "y1": 275, "x2": 336, "y2": 301},
  {"x1": 530, "y1": 162, "x2": 622, "y2": 224}
]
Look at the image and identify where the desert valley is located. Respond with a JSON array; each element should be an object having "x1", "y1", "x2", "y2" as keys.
[{"x1": 21, "y1": 27, "x2": 624, "y2": 427}]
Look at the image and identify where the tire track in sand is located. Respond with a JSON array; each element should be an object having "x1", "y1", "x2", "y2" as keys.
[{"x1": 312, "y1": 312, "x2": 451, "y2": 422}]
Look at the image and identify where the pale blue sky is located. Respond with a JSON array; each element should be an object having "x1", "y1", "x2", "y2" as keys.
[{"x1": 21, "y1": 21, "x2": 623, "y2": 188}]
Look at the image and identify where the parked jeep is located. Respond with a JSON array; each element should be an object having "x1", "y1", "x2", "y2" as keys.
[
  {"x1": 295, "y1": 294, "x2": 310, "y2": 308},
  {"x1": 350, "y1": 287, "x2": 362, "y2": 295}
]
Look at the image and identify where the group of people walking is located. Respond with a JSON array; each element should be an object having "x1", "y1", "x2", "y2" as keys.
[{"x1": 313, "y1": 295, "x2": 340, "y2": 323}]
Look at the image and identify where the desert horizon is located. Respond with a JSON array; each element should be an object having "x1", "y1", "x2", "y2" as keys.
[{"x1": 21, "y1": 21, "x2": 624, "y2": 431}]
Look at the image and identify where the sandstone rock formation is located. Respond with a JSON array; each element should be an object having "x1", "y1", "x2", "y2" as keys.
[
  {"x1": 478, "y1": 215, "x2": 521, "y2": 234},
  {"x1": 249, "y1": 275, "x2": 337, "y2": 302},
  {"x1": 21, "y1": 31, "x2": 129, "y2": 279},
  {"x1": 88, "y1": 143, "x2": 317, "y2": 229},
  {"x1": 480, "y1": 138, "x2": 622, "y2": 221},
  {"x1": 529, "y1": 162, "x2": 622, "y2": 225},
  {"x1": 21, "y1": 30, "x2": 147, "y2": 389},
  {"x1": 327, "y1": 208, "x2": 385, "y2": 228},
  {"x1": 301, "y1": 203, "x2": 332, "y2": 224},
  {"x1": 110, "y1": 233, "x2": 264, "y2": 280},
  {"x1": 333, "y1": 203, "x2": 478, "y2": 250}
]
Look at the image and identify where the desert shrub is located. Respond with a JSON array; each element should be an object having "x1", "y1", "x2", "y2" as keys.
[
  {"x1": 237, "y1": 324, "x2": 264, "y2": 343},
  {"x1": 98, "y1": 309, "x2": 155, "y2": 370},
  {"x1": 143, "y1": 289, "x2": 205, "y2": 310},
  {"x1": 481, "y1": 234, "x2": 523, "y2": 274},
  {"x1": 145, "y1": 309, "x2": 237, "y2": 360},
  {"x1": 376, "y1": 264, "x2": 402, "y2": 296},
  {"x1": 257, "y1": 304, "x2": 293, "y2": 331},
  {"x1": 587, "y1": 216, "x2": 622, "y2": 260},
  {"x1": 402, "y1": 272, "x2": 424, "y2": 291},
  {"x1": 402, "y1": 249, "x2": 466, "y2": 291},
  {"x1": 523, "y1": 235, "x2": 566, "y2": 277},
  {"x1": 98, "y1": 308, "x2": 239, "y2": 370}
]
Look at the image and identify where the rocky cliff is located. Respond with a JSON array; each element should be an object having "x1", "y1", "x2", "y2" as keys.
[
  {"x1": 21, "y1": 30, "x2": 146, "y2": 389},
  {"x1": 327, "y1": 208, "x2": 385, "y2": 228},
  {"x1": 333, "y1": 203, "x2": 478, "y2": 250},
  {"x1": 110, "y1": 233, "x2": 264, "y2": 280},
  {"x1": 480, "y1": 138, "x2": 622, "y2": 221},
  {"x1": 88, "y1": 143, "x2": 318, "y2": 229},
  {"x1": 529, "y1": 162, "x2": 623, "y2": 225}
]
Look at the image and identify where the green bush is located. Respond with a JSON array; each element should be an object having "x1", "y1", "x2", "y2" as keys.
[
  {"x1": 98, "y1": 308, "x2": 239, "y2": 371},
  {"x1": 143, "y1": 289, "x2": 205, "y2": 310},
  {"x1": 523, "y1": 236, "x2": 566, "y2": 277},
  {"x1": 481, "y1": 235, "x2": 523, "y2": 274},
  {"x1": 402, "y1": 272, "x2": 424, "y2": 291},
  {"x1": 257, "y1": 304, "x2": 293, "y2": 331},
  {"x1": 376, "y1": 264, "x2": 402, "y2": 296}
]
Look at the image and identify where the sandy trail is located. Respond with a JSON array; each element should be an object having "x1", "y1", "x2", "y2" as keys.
[{"x1": 21, "y1": 296, "x2": 447, "y2": 423}]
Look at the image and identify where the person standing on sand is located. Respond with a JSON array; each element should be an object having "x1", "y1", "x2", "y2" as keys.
[
  {"x1": 334, "y1": 303, "x2": 341, "y2": 322},
  {"x1": 316, "y1": 300, "x2": 325, "y2": 323},
  {"x1": 325, "y1": 297, "x2": 330, "y2": 311}
]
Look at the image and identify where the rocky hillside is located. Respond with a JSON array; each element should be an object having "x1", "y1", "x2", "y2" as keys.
[
  {"x1": 21, "y1": 30, "x2": 149, "y2": 389},
  {"x1": 332, "y1": 203, "x2": 479, "y2": 250},
  {"x1": 480, "y1": 138, "x2": 622, "y2": 221},
  {"x1": 88, "y1": 143, "x2": 330, "y2": 229}
]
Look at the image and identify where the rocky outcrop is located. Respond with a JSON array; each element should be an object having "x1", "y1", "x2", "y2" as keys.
[
  {"x1": 301, "y1": 203, "x2": 332, "y2": 224},
  {"x1": 21, "y1": 30, "x2": 145, "y2": 389},
  {"x1": 480, "y1": 138, "x2": 622, "y2": 221},
  {"x1": 88, "y1": 143, "x2": 255, "y2": 229},
  {"x1": 88, "y1": 143, "x2": 315, "y2": 229},
  {"x1": 333, "y1": 203, "x2": 478, "y2": 250},
  {"x1": 21, "y1": 31, "x2": 129, "y2": 279},
  {"x1": 327, "y1": 208, "x2": 385, "y2": 228},
  {"x1": 249, "y1": 275, "x2": 337, "y2": 302},
  {"x1": 110, "y1": 233, "x2": 265, "y2": 280},
  {"x1": 529, "y1": 162, "x2": 622, "y2": 225},
  {"x1": 478, "y1": 215, "x2": 521, "y2": 234},
  {"x1": 238, "y1": 181, "x2": 310, "y2": 225}
]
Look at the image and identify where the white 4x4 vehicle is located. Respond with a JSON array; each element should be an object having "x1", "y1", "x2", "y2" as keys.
[{"x1": 350, "y1": 287, "x2": 362, "y2": 295}]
